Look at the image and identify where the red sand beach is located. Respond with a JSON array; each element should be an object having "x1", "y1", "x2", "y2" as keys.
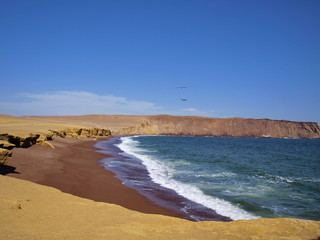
[{"x1": 7, "y1": 137, "x2": 183, "y2": 218}]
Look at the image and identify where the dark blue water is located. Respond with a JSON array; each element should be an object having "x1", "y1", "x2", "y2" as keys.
[{"x1": 98, "y1": 136, "x2": 320, "y2": 221}]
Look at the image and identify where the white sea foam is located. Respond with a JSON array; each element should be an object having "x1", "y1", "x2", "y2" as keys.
[
  {"x1": 277, "y1": 176, "x2": 320, "y2": 184},
  {"x1": 116, "y1": 136, "x2": 259, "y2": 220},
  {"x1": 195, "y1": 172, "x2": 237, "y2": 178},
  {"x1": 255, "y1": 173, "x2": 320, "y2": 184}
]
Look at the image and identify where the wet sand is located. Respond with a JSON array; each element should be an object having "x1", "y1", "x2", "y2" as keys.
[
  {"x1": 97, "y1": 137, "x2": 232, "y2": 222},
  {"x1": 7, "y1": 137, "x2": 183, "y2": 218}
]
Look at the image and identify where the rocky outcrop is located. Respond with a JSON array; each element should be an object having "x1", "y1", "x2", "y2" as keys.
[
  {"x1": 0, "y1": 133, "x2": 42, "y2": 148},
  {"x1": 116, "y1": 115, "x2": 320, "y2": 138},
  {"x1": 0, "y1": 149, "x2": 12, "y2": 165},
  {"x1": 114, "y1": 122, "x2": 156, "y2": 135},
  {"x1": 0, "y1": 127, "x2": 111, "y2": 165},
  {"x1": 39, "y1": 141, "x2": 55, "y2": 149},
  {"x1": 49, "y1": 128, "x2": 111, "y2": 139},
  {"x1": 0, "y1": 140, "x2": 15, "y2": 150}
]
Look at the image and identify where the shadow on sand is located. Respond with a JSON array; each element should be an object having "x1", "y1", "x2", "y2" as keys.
[{"x1": 0, "y1": 165, "x2": 20, "y2": 175}]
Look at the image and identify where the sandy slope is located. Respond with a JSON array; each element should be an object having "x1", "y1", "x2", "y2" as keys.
[
  {"x1": 1, "y1": 175, "x2": 319, "y2": 240},
  {"x1": 0, "y1": 114, "x2": 88, "y2": 136},
  {"x1": 21, "y1": 114, "x2": 149, "y2": 132}
]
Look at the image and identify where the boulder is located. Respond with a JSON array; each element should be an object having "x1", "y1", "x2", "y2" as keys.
[
  {"x1": 0, "y1": 149, "x2": 12, "y2": 165},
  {"x1": 39, "y1": 141, "x2": 55, "y2": 149},
  {"x1": 0, "y1": 140, "x2": 15, "y2": 150}
]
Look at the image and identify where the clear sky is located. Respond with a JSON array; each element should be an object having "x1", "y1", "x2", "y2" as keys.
[{"x1": 1, "y1": 0, "x2": 319, "y2": 123}]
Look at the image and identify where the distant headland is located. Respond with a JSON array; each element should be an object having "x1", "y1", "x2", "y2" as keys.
[{"x1": 15, "y1": 114, "x2": 320, "y2": 138}]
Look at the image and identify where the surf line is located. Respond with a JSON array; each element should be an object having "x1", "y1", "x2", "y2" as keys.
[{"x1": 116, "y1": 135, "x2": 259, "y2": 221}]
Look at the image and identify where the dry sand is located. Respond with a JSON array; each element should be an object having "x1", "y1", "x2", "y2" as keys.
[
  {"x1": 21, "y1": 114, "x2": 149, "y2": 132},
  {"x1": 1, "y1": 175, "x2": 320, "y2": 240},
  {"x1": 0, "y1": 114, "x2": 88, "y2": 136}
]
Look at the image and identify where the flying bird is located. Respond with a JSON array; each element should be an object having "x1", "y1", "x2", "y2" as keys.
[{"x1": 177, "y1": 86, "x2": 188, "y2": 101}]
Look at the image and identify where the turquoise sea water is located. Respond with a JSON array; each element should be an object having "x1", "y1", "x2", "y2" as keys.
[{"x1": 99, "y1": 136, "x2": 320, "y2": 221}]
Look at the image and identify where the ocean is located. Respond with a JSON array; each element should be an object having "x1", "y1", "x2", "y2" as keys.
[{"x1": 96, "y1": 136, "x2": 320, "y2": 222}]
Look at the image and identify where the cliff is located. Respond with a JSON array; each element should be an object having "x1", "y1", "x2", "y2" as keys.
[
  {"x1": 0, "y1": 115, "x2": 111, "y2": 165},
  {"x1": 21, "y1": 114, "x2": 320, "y2": 138},
  {"x1": 115, "y1": 115, "x2": 320, "y2": 138},
  {"x1": 0, "y1": 128, "x2": 111, "y2": 165}
]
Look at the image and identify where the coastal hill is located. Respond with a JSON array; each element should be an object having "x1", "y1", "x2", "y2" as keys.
[{"x1": 22, "y1": 114, "x2": 320, "y2": 138}]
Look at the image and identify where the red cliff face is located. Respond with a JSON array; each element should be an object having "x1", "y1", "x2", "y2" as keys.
[
  {"x1": 19, "y1": 114, "x2": 320, "y2": 139},
  {"x1": 118, "y1": 115, "x2": 320, "y2": 138}
]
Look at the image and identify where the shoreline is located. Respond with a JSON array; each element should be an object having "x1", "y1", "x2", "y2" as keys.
[
  {"x1": 97, "y1": 136, "x2": 232, "y2": 221},
  {"x1": 6, "y1": 136, "x2": 184, "y2": 218}
]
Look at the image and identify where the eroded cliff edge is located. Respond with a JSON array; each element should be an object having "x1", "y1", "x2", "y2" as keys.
[
  {"x1": 0, "y1": 115, "x2": 111, "y2": 165},
  {"x1": 116, "y1": 115, "x2": 320, "y2": 138},
  {"x1": 22, "y1": 115, "x2": 320, "y2": 138}
]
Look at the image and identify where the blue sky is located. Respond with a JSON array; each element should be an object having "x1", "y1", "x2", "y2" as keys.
[{"x1": 1, "y1": 0, "x2": 319, "y2": 123}]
